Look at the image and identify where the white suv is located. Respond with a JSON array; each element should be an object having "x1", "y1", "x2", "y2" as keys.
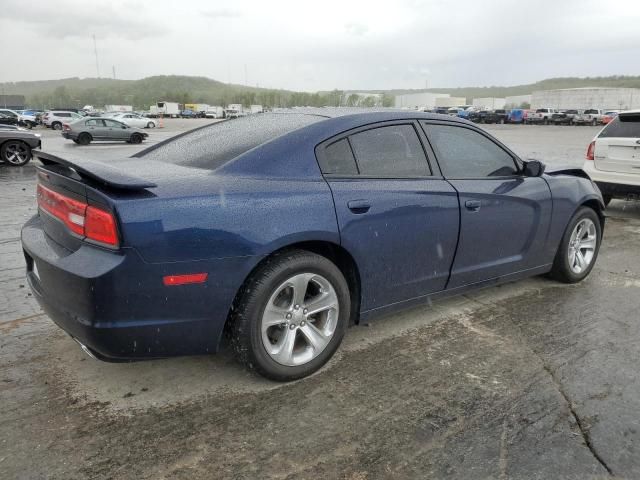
[
  {"x1": 43, "y1": 111, "x2": 83, "y2": 130},
  {"x1": 583, "y1": 110, "x2": 640, "y2": 205}
]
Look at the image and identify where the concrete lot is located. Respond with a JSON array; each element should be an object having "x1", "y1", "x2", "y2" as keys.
[{"x1": 1, "y1": 121, "x2": 640, "y2": 479}]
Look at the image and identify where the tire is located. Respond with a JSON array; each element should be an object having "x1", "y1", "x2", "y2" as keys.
[
  {"x1": 77, "y1": 133, "x2": 91, "y2": 145},
  {"x1": 544, "y1": 118, "x2": 549, "y2": 125},
  {"x1": 230, "y1": 249, "x2": 351, "y2": 381},
  {"x1": 549, "y1": 207, "x2": 602, "y2": 283},
  {"x1": 1, "y1": 140, "x2": 32, "y2": 166},
  {"x1": 130, "y1": 133, "x2": 143, "y2": 144},
  {"x1": 602, "y1": 194, "x2": 613, "y2": 207},
  {"x1": 52, "y1": 122, "x2": 62, "y2": 130},
  {"x1": 146, "y1": 121, "x2": 155, "y2": 129},
  {"x1": 591, "y1": 119, "x2": 597, "y2": 126}
]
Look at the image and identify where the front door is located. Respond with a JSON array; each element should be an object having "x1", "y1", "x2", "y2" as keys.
[{"x1": 422, "y1": 122, "x2": 552, "y2": 288}]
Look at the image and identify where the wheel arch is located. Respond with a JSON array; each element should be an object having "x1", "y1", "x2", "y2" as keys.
[{"x1": 219, "y1": 240, "x2": 362, "y2": 349}]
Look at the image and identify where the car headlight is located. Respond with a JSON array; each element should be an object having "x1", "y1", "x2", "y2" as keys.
[{"x1": 33, "y1": 133, "x2": 41, "y2": 137}]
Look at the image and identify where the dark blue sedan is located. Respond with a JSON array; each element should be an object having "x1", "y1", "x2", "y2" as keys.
[{"x1": 22, "y1": 111, "x2": 605, "y2": 381}]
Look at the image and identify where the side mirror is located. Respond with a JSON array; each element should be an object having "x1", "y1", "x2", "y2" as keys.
[
  {"x1": 122, "y1": 125, "x2": 127, "y2": 129},
  {"x1": 523, "y1": 160, "x2": 545, "y2": 177}
]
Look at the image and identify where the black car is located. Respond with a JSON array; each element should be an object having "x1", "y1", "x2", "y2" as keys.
[
  {"x1": 483, "y1": 109, "x2": 508, "y2": 124},
  {"x1": 0, "y1": 129, "x2": 41, "y2": 166},
  {"x1": 552, "y1": 110, "x2": 580, "y2": 125},
  {"x1": 0, "y1": 113, "x2": 19, "y2": 127}
]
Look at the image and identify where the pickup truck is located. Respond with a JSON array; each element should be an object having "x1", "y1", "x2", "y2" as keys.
[
  {"x1": 551, "y1": 109, "x2": 580, "y2": 125},
  {"x1": 526, "y1": 108, "x2": 559, "y2": 124},
  {"x1": 573, "y1": 109, "x2": 604, "y2": 126}
]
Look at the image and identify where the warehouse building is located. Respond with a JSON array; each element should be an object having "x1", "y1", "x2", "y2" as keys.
[
  {"x1": 531, "y1": 88, "x2": 640, "y2": 110},
  {"x1": 435, "y1": 96, "x2": 467, "y2": 108},
  {"x1": 505, "y1": 94, "x2": 532, "y2": 108},
  {"x1": 394, "y1": 92, "x2": 450, "y2": 110},
  {"x1": 0, "y1": 94, "x2": 25, "y2": 109},
  {"x1": 472, "y1": 97, "x2": 506, "y2": 109}
]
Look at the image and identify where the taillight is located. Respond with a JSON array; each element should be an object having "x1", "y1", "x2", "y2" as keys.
[
  {"x1": 37, "y1": 184, "x2": 119, "y2": 247},
  {"x1": 62, "y1": 123, "x2": 71, "y2": 131},
  {"x1": 586, "y1": 141, "x2": 595, "y2": 160}
]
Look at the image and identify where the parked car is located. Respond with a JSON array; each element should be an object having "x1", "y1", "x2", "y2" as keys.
[
  {"x1": 601, "y1": 111, "x2": 619, "y2": 125},
  {"x1": 507, "y1": 109, "x2": 525, "y2": 124},
  {"x1": 483, "y1": 109, "x2": 508, "y2": 124},
  {"x1": 22, "y1": 111, "x2": 605, "y2": 381},
  {"x1": 43, "y1": 111, "x2": 83, "y2": 130},
  {"x1": 0, "y1": 112, "x2": 19, "y2": 127},
  {"x1": 551, "y1": 109, "x2": 580, "y2": 125},
  {"x1": 527, "y1": 108, "x2": 559, "y2": 124},
  {"x1": 112, "y1": 112, "x2": 156, "y2": 129},
  {"x1": 574, "y1": 109, "x2": 604, "y2": 126},
  {"x1": 17, "y1": 110, "x2": 40, "y2": 129},
  {"x1": 61, "y1": 117, "x2": 148, "y2": 145},
  {"x1": 0, "y1": 128, "x2": 41, "y2": 166},
  {"x1": 180, "y1": 109, "x2": 197, "y2": 118},
  {"x1": 583, "y1": 110, "x2": 640, "y2": 205}
]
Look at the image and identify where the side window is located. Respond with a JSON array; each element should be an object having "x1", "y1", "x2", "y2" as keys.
[
  {"x1": 349, "y1": 124, "x2": 430, "y2": 177},
  {"x1": 104, "y1": 119, "x2": 123, "y2": 128},
  {"x1": 318, "y1": 138, "x2": 358, "y2": 175},
  {"x1": 85, "y1": 119, "x2": 97, "y2": 126},
  {"x1": 424, "y1": 124, "x2": 519, "y2": 178}
]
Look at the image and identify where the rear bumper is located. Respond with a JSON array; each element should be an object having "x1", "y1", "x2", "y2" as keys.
[
  {"x1": 583, "y1": 161, "x2": 640, "y2": 195},
  {"x1": 21, "y1": 215, "x2": 248, "y2": 361}
]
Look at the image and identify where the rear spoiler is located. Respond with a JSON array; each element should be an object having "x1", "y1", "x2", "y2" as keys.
[{"x1": 34, "y1": 151, "x2": 157, "y2": 191}]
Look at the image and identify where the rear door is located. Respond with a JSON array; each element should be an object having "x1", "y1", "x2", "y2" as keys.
[
  {"x1": 84, "y1": 118, "x2": 106, "y2": 138},
  {"x1": 422, "y1": 121, "x2": 552, "y2": 288},
  {"x1": 594, "y1": 113, "x2": 640, "y2": 174},
  {"x1": 317, "y1": 121, "x2": 460, "y2": 312}
]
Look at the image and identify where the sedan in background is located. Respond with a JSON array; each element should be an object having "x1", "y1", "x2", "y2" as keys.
[
  {"x1": 0, "y1": 128, "x2": 41, "y2": 166},
  {"x1": 112, "y1": 112, "x2": 157, "y2": 129},
  {"x1": 61, "y1": 117, "x2": 148, "y2": 145},
  {"x1": 0, "y1": 112, "x2": 19, "y2": 127},
  {"x1": 23, "y1": 111, "x2": 604, "y2": 381},
  {"x1": 584, "y1": 110, "x2": 640, "y2": 205}
]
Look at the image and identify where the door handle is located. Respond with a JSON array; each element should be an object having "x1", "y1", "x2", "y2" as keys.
[
  {"x1": 465, "y1": 200, "x2": 481, "y2": 211},
  {"x1": 347, "y1": 200, "x2": 371, "y2": 214}
]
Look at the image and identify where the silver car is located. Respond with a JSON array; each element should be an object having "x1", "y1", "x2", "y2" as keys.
[{"x1": 62, "y1": 117, "x2": 148, "y2": 145}]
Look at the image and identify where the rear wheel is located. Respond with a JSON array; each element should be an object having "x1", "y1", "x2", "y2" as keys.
[
  {"x1": 549, "y1": 207, "x2": 601, "y2": 283},
  {"x1": 231, "y1": 250, "x2": 350, "y2": 381},
  {"x1": 1, "y1": 140, "x2": 32, "y2": 166},
  {"x1": 130, "y1": 133, "x2": 143, "y2": 144},
  {"x1": 591, "y1": 119, "x2": 597, "y2": 126},
  {"x1": 146, "y1": 121, "x2": 155, "y2": 129},
  {"x1": 77, "y1": 133, "x2": 91, "y2": 145},
  {"x1": 52, "y1": 122, "x2": 62, "y2": 130},
  {"x1": 602, "y1": 194, "x2": 613, "y2": 207}
]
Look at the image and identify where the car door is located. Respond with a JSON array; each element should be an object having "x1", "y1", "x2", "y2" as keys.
[
  {"x1": 84, "y1": 118, "x2": 106, "y2": 139},
  {"x1": 103, "y1": 119, "x2": 129, "y2": 140},
  {"x1": 317, "y1": 121, "x2": 460, "y2": 312},
  {"x1": 422, "y1": 121, "x2": 552, "y2": 289}
]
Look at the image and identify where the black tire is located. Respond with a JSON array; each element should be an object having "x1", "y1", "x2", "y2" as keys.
[
  {"x1": 230, "y1": 249, "x2": 351, "y2": 381},
  {"x1": 602, "y1": 194, "x2": 613, "y2": 207},
  {"x1": 130, "y1": 133, "x2": 143, "y2": 144},
  {"x1": 52, "y1": 122, "x2": 62, "y2": 130},
  {"x1": 146, "y1": 121, "x2": 155, "y2": 129},
  {"x1": 1, "y1": 140, "x2": 32, "y2": 166},
  {"x1": 591, "y1": 119, "x2": 597, "y2": 126},
  {"x1": 77, "y1": 133, "x2": 91, "y2": 145},
  {"x1": 549, "y1": 207, "x2": 602, "y2": 284}
]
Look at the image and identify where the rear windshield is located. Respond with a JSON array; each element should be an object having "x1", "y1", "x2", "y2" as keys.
[
  {"x1": 536, "y1": 109, "x2": 548, "y2": 113},
  {"x1": 599, "y1": 114, "x2": 640, "y2": 138},
  {"x1": 584, "y1": 109, "x2": 598, "y2": 114},
  {"x1": 136, "y1": 113, "x2": 324, "y2": 169}
]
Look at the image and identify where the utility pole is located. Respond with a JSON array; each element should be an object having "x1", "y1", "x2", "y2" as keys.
[
  {"x1": 93, "y1": 34, "x2": 100, "y2": 78},
  {"x1": 112, "y1": 65, "x2": 116, "y2": 80}
]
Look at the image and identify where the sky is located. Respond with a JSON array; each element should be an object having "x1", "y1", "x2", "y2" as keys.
[{"x1": 1, "y1": 0, "x2": 640, "y2": 91}]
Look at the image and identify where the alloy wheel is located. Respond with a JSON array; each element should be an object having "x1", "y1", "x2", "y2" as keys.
[
  {"x1": 261, "y1": 272, "x2": 339, "y2": 367},
  {"x1": 4, "y1": 142, "x2": 30, "y2": 165},
  {"x1": 567, "y1": 218, "x2": 597, "y2": 274}
]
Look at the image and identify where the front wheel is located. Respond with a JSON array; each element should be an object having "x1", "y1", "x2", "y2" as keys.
[
  {"x1": 231, "y1": 250, "x2": 350, "y2": 381},
  {"x1": 1, "y1": 141, "x2": 32, "y2": 166},
  {"x1": 129, "y1": 133, "x2": 143, "y2": 144},
  {"x1": 549, "y1": 207, "x2": 602, "y2": 283}
]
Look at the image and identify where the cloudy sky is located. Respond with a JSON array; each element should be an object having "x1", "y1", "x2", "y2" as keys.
[{"x1": 1, "y1": 0, "x2": 639, "y2": 91}]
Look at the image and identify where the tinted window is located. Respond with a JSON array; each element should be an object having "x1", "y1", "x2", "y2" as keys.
[
  {"x1": 599, "y1": 115, "x2": 640, "y2": 138},
  {"x1": 425, "y1": 124, "x2": 518, "y2": 178},
  {"x1": 137, "y1": 113, "x2": 323, "y2": 170},
  {"x1": 584, "y1": 109, "x2": 598, "y2": 114},
  {"x1": 56, "y1": 112, "x2": 71, "y2": 117},
  {"x1": 319, "y1": 138, "x2": 358, "y2": 175},
  {"x1": 349, "y1": 125, "x2": 430, "y2": 177},
  {"x1": 85, "y1": 119, "x2": 104, "y2": 126}
]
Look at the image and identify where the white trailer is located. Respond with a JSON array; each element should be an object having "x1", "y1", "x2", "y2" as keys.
[
  {"x1": 155, "y1": 101, "x2": 181, "y2": 117},
  {"x1": 104, "y1": 104, "x2": 133, "y2": 112},
  {"x1": 225, "y1": 104, "x2": 244, "y2": 119},
  {"x1": 205, "y1": 106, "x2": 225, "y2": 118},
  {"x1": 250, "y1": 104, "x2": 264, "y2": 114}
]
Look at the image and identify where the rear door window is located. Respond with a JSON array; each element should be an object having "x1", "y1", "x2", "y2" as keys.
[
  {"x1": 318, "y1": 138, "x2": 358, "y2": 175},
  {"x1": 599, "y1": 115, "x2": 640, "y2": 138},
  {"x1": 348, "y1": 124, "x2": 430, "y2": 177}
]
